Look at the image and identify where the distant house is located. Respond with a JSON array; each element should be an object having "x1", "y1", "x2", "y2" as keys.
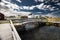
[{"x1": 0, "y1": 13, "x2": 4, "y2": 20}]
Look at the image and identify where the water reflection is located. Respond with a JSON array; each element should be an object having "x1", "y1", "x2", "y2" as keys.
[{"x1": 16, "y1": 26, "x2": 60, "y2": 40}]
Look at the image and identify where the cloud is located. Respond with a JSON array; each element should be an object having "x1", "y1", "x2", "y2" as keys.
[
  {"x1": 17, "y1": 12, "x2": 32, "y2": 16},
  {"x1": 2, "y1": 0, "x2": 11, "y2": 3},
  {"x1": 50, "y1": 10, "x2": 60, "y2": 17},
  {"x1": 36, "y1": 3, "x2": 44, "y2": 9},
  {"x1": 0, "y1": 0, "x2": 33, "y2": 16},
  {"x1": 57, "y1": 3, "x2": 60, "y2": 5},
  {"x1": 19, "y1": 3, "x2": 45, "y2": 10},
  {"x1": 22, "y1": 6, "x2": 30, "y2": 10},
  {"x1": 20, "y1": 6, "x2": 35, "y2": 10},
  {"x1": 29, "y1": 6, "x2": 35, "y2": 10},
  {"x1": 2, "y1": 0, "x2": 59, "y2": 12},
  {"x1": 35, "y1": 0, "x2": 60, "y2": 3},
  {"x1": 0, "y1": 2, "x2": 5, "y2": 6},
  {"x1": 2, "y1": 0, "x2": 20, "y2": 10},
  {"x1": 16, "y1": 0, "x2": 22, "y2": 3},
  {"x1": 34, "y1": 0, "x2": 44, "y2": 2},
  {"x1": 1, "y1": 0, "x2": 60, "y2": 17},
  {"x1": 45, "y1": 13, "x2": 56, "y2": 17},
  {"x1": 0, "y1": 0, "x2": 21, "y2": 16},
  {"x1": 20, "y1": 3, "x2": 57, "y2": 12}
]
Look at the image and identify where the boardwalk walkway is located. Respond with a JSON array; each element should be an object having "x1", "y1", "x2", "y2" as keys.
[{"x1": 0, "y1": 23, "x2": 13, "y2": 40}]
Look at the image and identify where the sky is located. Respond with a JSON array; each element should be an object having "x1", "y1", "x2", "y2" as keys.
[{"x1": 0, "y1": 0, "x2": 60, "y2": 17}]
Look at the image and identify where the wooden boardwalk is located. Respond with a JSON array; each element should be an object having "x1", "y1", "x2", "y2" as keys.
[
  {"x1": 0, "y1": 20, "x2": 21, "y2": 40},
  {"x1": 0, "y1": 23, "x2": 13, "y2": 40}
]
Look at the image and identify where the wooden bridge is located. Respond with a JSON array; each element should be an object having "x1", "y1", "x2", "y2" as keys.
[{"x1": 12, "y1": 19, "x2": 60, "y2": 27}]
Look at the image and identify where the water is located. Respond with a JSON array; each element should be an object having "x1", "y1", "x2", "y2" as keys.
[{"x1": 17, "y1": 26, "x2": 60, "y2": 40}]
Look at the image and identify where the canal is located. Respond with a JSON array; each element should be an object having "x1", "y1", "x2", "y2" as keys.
[
  {"x1": 16, "y1": 26, "x2": 60, "y2": 40},
  {"x1": 12, "y1": 19, "x2": 60, "y2": 40}
]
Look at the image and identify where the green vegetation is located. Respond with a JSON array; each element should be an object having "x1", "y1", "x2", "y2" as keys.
[
  {"x1": 21, "y1": 16, "x2": 28, "y2": 19},
  {"x1": 0, "y1": 20, "x2": 9, "y2": 24}
]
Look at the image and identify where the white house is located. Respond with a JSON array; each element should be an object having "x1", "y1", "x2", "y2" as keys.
[{"x1": 28, "y1": 14, "x2": 41, "y2": 18}]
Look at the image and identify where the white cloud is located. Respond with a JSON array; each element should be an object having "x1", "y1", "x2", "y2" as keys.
[
  {"x1": 21, "y1": 3, "x2": 48, "y2": 10},
  {"x1": 0, "y1": 2, "x2": 5, "y2": 6},
  {"x1": 0, "y1": 0, "x2": 32, "y2": 16},
  {"x1": 22, "y1": 6, "x2": 30, "y2": 10},
  {"x1": 35, "y1": 0, "x2": 44, "y2": 2},
  {"x1": 46, "y1": 5, "x2": 51, "y2": 8},
  {"x1": 43, "y1": 5, "x2": 47, "y2": 9},
  {"x1": 38, "y1": 0, "x2": 44, "y2": 2},
  {"x1": 1, "y1": 0, "x2": 59, "y2": 16},
  {"x1": 57, "y1": 3, "x2": 60, "y2": 5},
  {"x1": 0, "y1": 0, "x2": 21, "y2": 16},
  {"x1": 29, "y1": 6, "x2": 35, "y2": 10},
  {"x1": 16, "y1": 12, "x2": 32, "y2": 16},
  {"x1": 36, "y1": 3, "x2": 44, "y2": 9},
  {"x1": 2, "y1": 0, "x2": 20, "y2": 10},
  {"x1": 20, "y1": 6, "x2": 35, "y2": 10},
  {"x1": 2, "y1": 0, "x2": 11, "y2": 3},
  {"x1": 19, "y1": 3, "x2": 56, "y2": 11},
  {"x1": 16, "y1": 0, "x2": 22, "y2": 3},
  {"x1": 35, "y1": 0, "x2": 59, "y2": 3},
  {"x1": 19, "y1": 7, "x2": 23, "y2": 9}
]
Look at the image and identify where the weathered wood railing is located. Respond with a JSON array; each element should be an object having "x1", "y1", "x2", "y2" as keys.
[{"x1": 10, "y1": 20, "x2": 21, "y2": 40}]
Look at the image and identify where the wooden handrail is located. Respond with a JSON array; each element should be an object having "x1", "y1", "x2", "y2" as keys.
[{"x1": 10, "y1": 20, "x2": 21, "y2": 40}]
